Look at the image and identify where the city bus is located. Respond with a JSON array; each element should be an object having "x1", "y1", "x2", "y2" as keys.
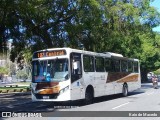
[{"x1": 31, "y1": 48, "x2": 141, "y2": 104}]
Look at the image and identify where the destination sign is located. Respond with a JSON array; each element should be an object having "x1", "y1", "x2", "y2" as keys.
[{"x1": 33, "y1": 50, "x2": 66, "y2": 58}]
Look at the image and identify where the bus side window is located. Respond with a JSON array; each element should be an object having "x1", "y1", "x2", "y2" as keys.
[
  {"x1": 134, "y1": 61, "x2": 139, "y2": 73},
  {"x1": 121, "y1": 60, "x2": 128, "y2": 72},
  {"x1": 128, "y1": 61, "x2": 133, "y2": 72},
  {"x1": 95, "y1": 57, "x2": 105, "y2": 72},
  {"x1": 33, "y1": 61, "x2": 38, "y2": 76},
  {"x1": 113, "y1": 60, "x2": 120, "y2": 72},
  {"x1": 83, "y1": 55, "x2": 94, "y2": 72},
  {"x1": 105, "y1": 59, "x2": 112, "y2": 72}
]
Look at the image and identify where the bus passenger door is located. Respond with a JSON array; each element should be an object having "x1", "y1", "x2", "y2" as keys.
[{"x1": 70, "y1": 53, "x2": 83, "y2": 100}]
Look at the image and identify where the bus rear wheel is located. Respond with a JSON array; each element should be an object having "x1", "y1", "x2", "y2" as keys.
[{"x1": 122, "y1": 84, "x2": 128, "y2": 97}]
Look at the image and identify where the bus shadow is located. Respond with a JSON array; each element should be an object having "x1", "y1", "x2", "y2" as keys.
[
  {"x1": 92, "y1": 91, "x2": 144, "y2": 105},
  {"x1": 55, "y1": 90, "x2": 145, "y2": 107}
]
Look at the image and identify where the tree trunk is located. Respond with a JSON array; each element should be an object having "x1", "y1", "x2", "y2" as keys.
[{"x1": 0, "y1": 25, "x2": 6, "y2": 53}]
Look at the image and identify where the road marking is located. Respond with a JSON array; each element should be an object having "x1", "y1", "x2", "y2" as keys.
[{"x1": 112, "y1": 102, "x2": 130, "y2": 110}]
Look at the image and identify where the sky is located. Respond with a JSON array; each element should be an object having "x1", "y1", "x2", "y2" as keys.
[{"x1": 150, "y1": 0, "x2": 160, "y2": 32}]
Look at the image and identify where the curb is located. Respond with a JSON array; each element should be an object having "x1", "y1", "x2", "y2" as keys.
[
  {"x1": 4, "y1": 85, "x2": 18, "y2": 88},
  {"x1": 1, "y1": 89, "x2": 9, "y2": 93},
  {"x1": 0, "y1": 88, "x2": 31, "y2": 93},
  {"x1": 0, "y1": 91, "x2": 31, "y2": 95}
]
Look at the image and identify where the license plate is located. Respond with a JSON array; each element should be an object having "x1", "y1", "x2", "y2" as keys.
[{"x1": 43, "y1": 96, "x2": 49, "y2": 99}]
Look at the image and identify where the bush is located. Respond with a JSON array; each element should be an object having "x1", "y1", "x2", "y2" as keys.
[
  {"x1": 0, "y1": 67, "x2": 9, "y2": 75},
  {"x1": 16, "y1": 70, "x2": 28, "y2": 81}
]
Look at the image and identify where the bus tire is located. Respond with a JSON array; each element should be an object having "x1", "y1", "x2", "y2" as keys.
[
  {"x1": 122, "y1": 84, "x2": 128, "y2": 97},
  {"x1": 84, "y1": 87, "x2": 94, "y2": 105}
]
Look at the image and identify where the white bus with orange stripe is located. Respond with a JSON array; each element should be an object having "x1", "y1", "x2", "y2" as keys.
[{"x1": 31, "y1": 48, "x2": 141, "y2": 103}]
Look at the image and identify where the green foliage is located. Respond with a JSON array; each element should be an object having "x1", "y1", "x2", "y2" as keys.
[
  {"x1": 22, "y1": 48, "x2": 32, "y2": 65},
  {"x1": 0, "y1": 67, "x2": 9, "y2": 75},
  {"x1": 0, "y1": 0, "x2": 160, "y2": 81},
  {"x1": 153, "y1": 69, "x2": 160, "y2": 75}
]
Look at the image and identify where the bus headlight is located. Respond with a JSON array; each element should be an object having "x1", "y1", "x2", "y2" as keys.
[{"x1": 59, "y1": 86, "x2": 69, "y2": 95}]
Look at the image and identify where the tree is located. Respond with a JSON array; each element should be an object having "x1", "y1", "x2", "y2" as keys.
[
  {"x1": 0, "y1": 0, "x2": 14, "y2": 53},
  {"x1": 0, "y1": 0, "x2": 160, "y2": 82},
  {"x1": 8, "y1": 0, "x2": 78, "y2": 62}
]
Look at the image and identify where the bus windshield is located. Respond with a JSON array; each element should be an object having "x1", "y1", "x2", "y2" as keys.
[{"x1": 32, "y1": 59, "x2": 69, "y2": 82}]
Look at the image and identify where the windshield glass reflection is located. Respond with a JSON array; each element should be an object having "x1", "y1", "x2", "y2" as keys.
[{"x1": 32, "y1": 59, "x2": 68, "y2": 82}]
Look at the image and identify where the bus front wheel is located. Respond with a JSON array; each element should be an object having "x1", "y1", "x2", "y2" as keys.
[{"x1": 84, "y1": 87, "x2": 94, "y2": 105}]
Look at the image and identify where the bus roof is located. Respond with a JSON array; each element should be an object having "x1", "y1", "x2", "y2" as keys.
[
  {"x1": 33, "y1": 47, "x2": 138, "y2": 61},
  {"x1": 104, "y1": 52, "x2": 123, "y2": 57}
]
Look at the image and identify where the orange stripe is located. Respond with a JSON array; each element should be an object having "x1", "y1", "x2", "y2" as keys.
[
  {"x1": 36, "y1": 82, "x2": 59, "y2": 90},
  {"x1": 39, "y1": 86, "x2": 60, "y2": 94},
  {"x1": 117, "y1": 74, "x2": 139, "y2": 83}
]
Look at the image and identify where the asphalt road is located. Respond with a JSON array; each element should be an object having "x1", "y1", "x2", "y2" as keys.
[{"x1": 1, "y1": 82, "x2": 160, "y2": 120}]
